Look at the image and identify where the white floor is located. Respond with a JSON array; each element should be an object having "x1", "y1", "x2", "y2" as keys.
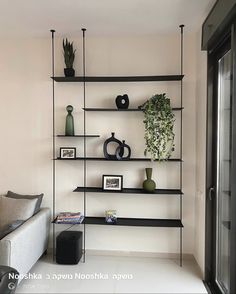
[{"x1": 16, "y1": 255, "x2": 207, "y2": 293}]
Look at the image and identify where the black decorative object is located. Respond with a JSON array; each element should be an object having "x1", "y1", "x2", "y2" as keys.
[
  {"x1": 115, "y1": 140, "x2": 131, "y2": 160},
  {"x1": 115, "y1": 94, "x2": 129, "y2": 109},
  {"x1": 103, "y1": 132, "x2": 124, "y2": 160}
]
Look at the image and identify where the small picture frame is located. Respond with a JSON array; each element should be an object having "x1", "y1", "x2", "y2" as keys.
[
  {"x1": 60, "y1": 147, "x2": 76, "y2": 159},
  {"x1": 102, "y1": 175, "x2": 123, "y2": 191}
]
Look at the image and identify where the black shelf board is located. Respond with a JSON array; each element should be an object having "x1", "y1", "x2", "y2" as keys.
[
  {"x1": 53, "y1": 217, "x2": 183, "y2": 228},
  {"x1": 83, "y1": 107, "x2": 183, "y2": 112},
  {"x1": 57, "y1": 135, "x2": 100, "y2": 138},
  {"x1": 84, "y1": 217, "x2": 183, "y2": 228},
  {"x1": 52, "y1": 75, "x2": 184, "y2": 83},
  {"x1": 56, "y1": 157, "x2": 182, "y2": 162},
  {"x1": 73, "y1": 187, "x2": 183, "y2": 195}
]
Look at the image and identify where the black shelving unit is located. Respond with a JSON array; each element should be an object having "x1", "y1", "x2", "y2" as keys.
[
  {"x1": 74, "y1": 187, "x2": 183, "y2": 195},
  {"x1": 51, "y1": 25, "x2": 185, "y2": 265}
]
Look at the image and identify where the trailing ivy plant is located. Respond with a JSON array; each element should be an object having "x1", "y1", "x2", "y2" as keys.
[{"x1": 138, "y1": 93, "x2": 175, "y2": 161}]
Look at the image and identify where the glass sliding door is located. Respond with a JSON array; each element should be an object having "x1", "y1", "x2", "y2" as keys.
[
  {"x1": 204, "y1": 6, "x2": 236, "y2": 294},
  {"x1": 216, "y1": 49, "x2": 231, "y2": 294}
]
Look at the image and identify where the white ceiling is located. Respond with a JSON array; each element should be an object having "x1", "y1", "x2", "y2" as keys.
[{"x1": 0, "y1": 0, "x2": 216, "y2": 37}]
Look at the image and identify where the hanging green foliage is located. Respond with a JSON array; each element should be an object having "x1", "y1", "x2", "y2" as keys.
[{"x1": 138, "y1": 93, "x2": 175, "y2": 161}]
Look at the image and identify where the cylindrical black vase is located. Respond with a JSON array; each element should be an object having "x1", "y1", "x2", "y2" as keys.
[{"x1": 103, "y1": 132, "x2": 124, "y2": 160}]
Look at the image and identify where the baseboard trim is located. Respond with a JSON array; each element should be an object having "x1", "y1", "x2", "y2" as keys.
[
  {"x1": 85, "y1": 249, "x2": 194, "y2": 260},
  {"x1": 47, "y1": 247, "x2": 194, "y2": 260}
]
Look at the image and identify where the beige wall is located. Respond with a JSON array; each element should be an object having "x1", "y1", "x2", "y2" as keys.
[{"x1": 0, "y1": 32, "x2": 199, "y2": 256}]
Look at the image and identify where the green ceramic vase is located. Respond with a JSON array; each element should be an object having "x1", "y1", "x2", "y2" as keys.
[
  {"x1": 65, "y1": 105, "x2": 74, "y2": 136},
  {"x1": 143, "y1": 168, "x2": 156, "y2": 192}
]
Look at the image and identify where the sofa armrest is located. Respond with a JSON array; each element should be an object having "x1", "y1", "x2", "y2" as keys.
[{"x1": 0, "y1": 208, "x2": 50, "y2": 277}]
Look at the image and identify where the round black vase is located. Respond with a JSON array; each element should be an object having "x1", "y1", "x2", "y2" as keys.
[
  {"x1": 103, "y1": 132, "x2": 124, "y2": 160},
  {"x1": 115, "y1": 94, "x2": 129, "y2": 109},
  {"x1": 115, "y1": 140, "x2": 131, "y2": 160},
  {"x1": 64, "y1": 68, "x2": 75, "y2": 77}
]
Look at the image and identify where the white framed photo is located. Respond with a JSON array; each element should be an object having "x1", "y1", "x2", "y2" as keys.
[
  {"x1": 60, "y1": 147, "x2": 76, "y2": 159},
  {"x1": 102, "y1": 175, "x2": 123, "y2": 191}
]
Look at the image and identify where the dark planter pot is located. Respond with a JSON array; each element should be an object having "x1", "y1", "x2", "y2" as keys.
[{"x1": 64, "y1": 68, "x2": 75, "y2": 77}]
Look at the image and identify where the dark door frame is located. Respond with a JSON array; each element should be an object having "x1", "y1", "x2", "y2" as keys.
[
  {"x1": 205, "y1": 22, "x2": 236, "y2": 294},
  {"x1": 229, "y1": 21, "x2": 236, "y2": 294}
]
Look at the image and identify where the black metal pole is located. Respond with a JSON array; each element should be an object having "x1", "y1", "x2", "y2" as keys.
[
  {"x1": 179, "y1": 24, "x2": 184, "y2": 267},
  {"x1": 82, "y1": 28, "x2": 87, "y2": 263},
  {"x1": 50, "y1": 29, "x2": 56, "y2": 261}
]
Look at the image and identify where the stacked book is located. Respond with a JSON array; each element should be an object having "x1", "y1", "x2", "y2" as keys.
[{"x1": 55, "y1": 212, "x2": 84, "y2": 224}]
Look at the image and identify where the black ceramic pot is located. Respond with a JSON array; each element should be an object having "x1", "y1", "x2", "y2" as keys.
[
  {"x1": 115, "y1": 140, "x2": 131, "y2": 160},
  {"x1": 103, "y1": 132, "x2": 124, "y2": 160},
  {"x1": 115, "y1": 94, "x2": 129, "y2": 109},
  {"x1": 64, "y1": 68, "x2": 75, "y2": 77}
]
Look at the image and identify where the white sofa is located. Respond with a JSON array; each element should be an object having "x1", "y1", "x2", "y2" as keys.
[{"x1": 0, "y1": 208, "x2": 50, "y2": 281}]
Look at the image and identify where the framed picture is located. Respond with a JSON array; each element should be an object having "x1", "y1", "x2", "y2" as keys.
[
  {"x1": 60, "y1": 147, "x2": 76, "y2": 159},
  {"x1": 102, "y1": 175, "x2": 123, "y2": 191}
]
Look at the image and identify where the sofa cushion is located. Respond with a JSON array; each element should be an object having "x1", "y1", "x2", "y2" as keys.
[
  {"x1": 6, "y1": 191, "x2": 43, "y2": 215},
  {"x1": 0, "y1": 196, "x2": 37, "y2": 230},
  {"x1": 0, "y1": 220, "x2": 24, "y2": 240}
]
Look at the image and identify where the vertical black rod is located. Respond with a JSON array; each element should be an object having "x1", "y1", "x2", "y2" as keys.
[
  {"x1": 50, "y1": 29, "x2": 56, "y2": 261},
  {"x1": 82, "y1": 28, "x2": 87, "y2": 263},
  {"x1": 179, "y1": 24, "x2": 184, "y2": 267}
]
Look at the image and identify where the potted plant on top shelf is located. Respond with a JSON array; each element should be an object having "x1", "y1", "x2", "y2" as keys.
[
  {"x1": 63, "y1": 38, "x2": 76, "y2": 77},
  {"x1": 138, "y1": 93, "x2": 175, "y2": 161}
]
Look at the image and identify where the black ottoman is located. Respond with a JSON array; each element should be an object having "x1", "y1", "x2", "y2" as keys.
[
  {"x1": 0, "y1": 266, "x2": 18, "y2": 294},
  {"x1": 56, "y1": 231, "x2": 83, "y2": 264}
]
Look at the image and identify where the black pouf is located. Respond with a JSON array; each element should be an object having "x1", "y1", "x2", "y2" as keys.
[{"x1": 56, "y1": 231, "x2": 83, "y2": 264}]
